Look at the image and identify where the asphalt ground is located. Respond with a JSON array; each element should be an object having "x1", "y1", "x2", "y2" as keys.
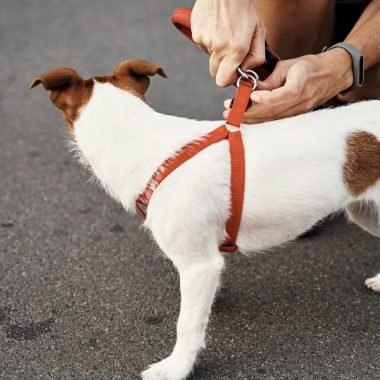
[{"x1": 1, "y1": 1, "x2": 379, "y2": 379}]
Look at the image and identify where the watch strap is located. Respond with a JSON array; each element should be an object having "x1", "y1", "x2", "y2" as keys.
[{"x1": 324, "y1": 42, "x2": 364, "y2": 95}]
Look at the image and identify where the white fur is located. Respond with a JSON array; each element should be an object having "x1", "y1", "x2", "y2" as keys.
[{"x1": 73, "y1": 81, "x2": 380, "y2": 380}]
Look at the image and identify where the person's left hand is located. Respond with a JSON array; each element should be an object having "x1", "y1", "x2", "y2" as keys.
[{"x1": 223, "y1": 49, "x2": 354, "y2": 124}]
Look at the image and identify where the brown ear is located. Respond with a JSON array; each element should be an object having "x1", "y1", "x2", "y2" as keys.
[
  {"x1": 114, "y1": 59, "x2": 167, "y2": 79},
  {"x1": 30, "y1": 67, "x2": 83, "y2": 91},
  {"x1": 113, "y1": 59, "x2": 167, "y2": 97}
]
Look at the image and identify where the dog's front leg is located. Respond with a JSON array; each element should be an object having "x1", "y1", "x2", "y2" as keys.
[{"x1": 141, "y1": 250, "x2": 224, "y2": 380}]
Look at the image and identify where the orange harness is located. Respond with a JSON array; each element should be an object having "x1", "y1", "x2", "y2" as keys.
[
  {"x1": 135, "y1": 8, "x2": 267, "y2": 252},
  {"x1": 136, "y1": 78, "x2": 252, "y2": 252}
]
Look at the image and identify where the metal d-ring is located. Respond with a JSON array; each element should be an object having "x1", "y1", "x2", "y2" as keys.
[
  {"x1": 244, "y1": 69, "x2": 259, "y2": 82},
  {"x1": 236, "y1": 67, "x2": 259, "y2": 91},
  {"x1": 237, "y1": 67, "x2": 248, "y2": 80},
  {"x1": 237, "y1": 74, "x2": 258, "y2": 91}
]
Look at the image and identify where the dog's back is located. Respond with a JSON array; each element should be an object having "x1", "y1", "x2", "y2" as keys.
[{"x1": 239, "y1": 100, "x2": 380, "y2": 251}]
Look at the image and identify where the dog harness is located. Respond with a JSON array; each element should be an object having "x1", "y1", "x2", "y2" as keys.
[
  {"x1": 136, "y1": 78, "x2": 252, "y2": 252},
  {"x1": 136, "y1": 8, "x2": 279, "y2": 253}
]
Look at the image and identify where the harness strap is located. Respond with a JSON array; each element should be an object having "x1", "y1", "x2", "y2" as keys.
[
  {"x1": 219, "y1": 80, "x2": 252, "y2": 252},
  {"x1": 136, "y1": 125, "x2": 229, "y2": 218},
  {"x1": 226, "y1": 79, "x2": 252, "y2": 127}
]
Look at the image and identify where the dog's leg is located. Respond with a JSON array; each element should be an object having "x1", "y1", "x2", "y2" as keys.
[
  {"x1": 365, "y1": 273, "x2": 380, "y2": 292},
  {"x1": 141, "y1": 249, "x2": 224, "y2": 380},
  {"x1": 345, "y1": 197, "x2": 380, "y2": 293}
]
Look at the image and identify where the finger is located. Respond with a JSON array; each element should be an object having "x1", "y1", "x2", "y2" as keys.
[
  {"x1": 240, "y1": 28, "x2": 266, "y2": 70},
  {"x1": 250, "y1": 90, "x2": 273, "y2": 104},
  {"x1": 199, "y1": 44, "x2": 211, "y2": 55},
  {"x1": 244, "y1": 85, "x2": 306, "y2": 123},
  {"x1": 252, "y1": 69, "x2": 302, "y2": 105},
  {"x1": 256, "y1": 62, "x2": 288, "y2": 91},
  {"x1": 215, "y1": 48, "x2": 248, "y2": 87},
  {"x1": 215, "y1": 56, "x2": 237, "y2": 87},
  {"x1": 243, "y1": 103, "x2": 283, "y2": 123},
  {"x1": 250, "y1": 89, "x2": 291, "y2": 108},
  {"x1": 209, "y1": 53, "x2": 223, "y2": 79},
  {"x1": 242, "y1": 102, "x2": 274, "y2": 123},
  {"x1": 243, "y1": 97, "x2": 290, "y2": 123},
  {"x1": 243, "y1": 102, "x2": 306, "y2": 123},
  {"x1": 223, "y1": 109, "x2": 230, "y2": 119}
]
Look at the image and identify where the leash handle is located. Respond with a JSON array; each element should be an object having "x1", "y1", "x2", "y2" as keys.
[
  {"x1": 171, "y1": 8, "x2": 193, "y2": 41},
  {"x1": 171, "y1": 7, "x2": 280, "y2": 80}
]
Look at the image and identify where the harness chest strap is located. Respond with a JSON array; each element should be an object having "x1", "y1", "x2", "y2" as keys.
[{"x1": 136, "y1": 78, "x2": 252, "y2": 253}]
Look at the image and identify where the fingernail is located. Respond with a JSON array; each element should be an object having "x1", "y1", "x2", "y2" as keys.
[{"x1": 251, "y1": 93, "x2": 260, "y2": 103}]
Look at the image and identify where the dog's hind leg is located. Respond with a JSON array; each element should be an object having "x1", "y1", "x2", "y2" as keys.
[
  {"x1": 345, "y1": 195, "x2": 380, "y2": 292},
  {"x1": 345, "y1": 200, "x2": 380, "y2": 238},
  {"x1": 141, "y1": 243, "x2": 224, "y2": 380},
  {"x1": 365, "y1": 273, "x2": 380, "y2": 292}
]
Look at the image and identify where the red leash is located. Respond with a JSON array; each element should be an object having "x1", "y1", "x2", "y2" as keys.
[{"x1": 136, "y1": 8, "x2": 278, "y2": 252}]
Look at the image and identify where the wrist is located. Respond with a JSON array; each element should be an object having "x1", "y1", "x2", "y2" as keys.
[{"x1": 320, "y1": 48, "x2": 354, "y2": 94}]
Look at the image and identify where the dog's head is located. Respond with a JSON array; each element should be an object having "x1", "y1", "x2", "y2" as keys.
[{"x1": 30, "y1": 59, "x2": 167, "y2": 135}]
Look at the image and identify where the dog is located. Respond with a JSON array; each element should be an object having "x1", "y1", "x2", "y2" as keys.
[{"x1": 31, "y1": 59, "x2": 380, "y2": 380}]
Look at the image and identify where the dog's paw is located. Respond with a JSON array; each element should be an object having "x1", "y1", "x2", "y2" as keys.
[
  {"x1": 141, "y1": 355, "x2": 193, "y2": 380},
  {"x1": 365, "y1": 273, "x2": 380, "y2": 292}
]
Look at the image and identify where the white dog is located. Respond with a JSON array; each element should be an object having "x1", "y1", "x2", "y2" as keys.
[{"x1": 31, "y1": 59, "x2": 380, "y2": 380}]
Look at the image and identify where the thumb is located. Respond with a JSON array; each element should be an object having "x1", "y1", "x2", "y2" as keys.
[{"x1": 257, "y1": 62, "x2": 288, "y2": 91}]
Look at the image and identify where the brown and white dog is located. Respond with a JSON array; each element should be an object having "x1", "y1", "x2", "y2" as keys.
[{"x1": 31, "y1": 59, "x2": 380, "y2": 380}]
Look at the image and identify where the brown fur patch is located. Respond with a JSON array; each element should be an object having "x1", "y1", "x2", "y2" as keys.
[
  {"x1": 92, "y1": 75, "x2": 146, "y2": 100},
  {"x1": 344, "y1": 131, "x2": 380, "y2": 196},
  {"x1": 94, "y1": 60, "x2": 167, "y2": 99},
  {"x1": 30, "y1": 68, "x2": 94, "y2": 137},
  {"x1": 53, "y1": 79, "x2": 94, "y2": 136}
]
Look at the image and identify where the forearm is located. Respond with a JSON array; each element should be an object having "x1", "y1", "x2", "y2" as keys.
[{"x1": 345, "y1": 0, "x2": 380, "y2": 69}]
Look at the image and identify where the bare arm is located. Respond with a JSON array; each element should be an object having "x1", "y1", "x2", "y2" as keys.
[
  {"x1": 345, "y1": 0, "x2": 380, "y2": 70},
  {"x1": 225, "y1": 0, "x2": 380, "y2": 123}
]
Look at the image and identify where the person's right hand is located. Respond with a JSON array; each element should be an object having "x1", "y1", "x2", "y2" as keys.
[{"x1": 191, "y1": 0, "x2": 266, "y2": 87}]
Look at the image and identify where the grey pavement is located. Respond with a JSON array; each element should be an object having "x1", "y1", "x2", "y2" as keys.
[{"x1": 0, "y1": 1, "x2": 379, "y2": 379}]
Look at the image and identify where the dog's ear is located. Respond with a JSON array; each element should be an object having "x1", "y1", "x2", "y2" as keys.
[
  {"x1": 113, "y1": 59, "x2": 167, "y2": 96},
  {"x1": 29, "y1": 67, "x2": 91, "y2": 135},
  {"x1": 30, "y1": 67, "x2": 83, "y2": 91},
  {"x1": 114, "y1": 59, "x2": 167, "y2": 79}
]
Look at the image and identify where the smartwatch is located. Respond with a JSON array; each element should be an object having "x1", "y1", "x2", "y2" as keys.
[{"x1": 323, "y1": 42, "x2": 364, "y2": 96}]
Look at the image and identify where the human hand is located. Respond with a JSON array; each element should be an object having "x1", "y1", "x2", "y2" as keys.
[
  {"x1": 223, "y1": 49, "x2": 354, "y2": 123},
  {"x1": 192, "y1": 0, "x2": 266, "y2": 87}
]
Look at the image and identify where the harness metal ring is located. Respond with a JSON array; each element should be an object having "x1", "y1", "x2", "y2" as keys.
[
  {"x1": 244, "y1": 69, "x2": 259, "y2": 82},
  {"x1": 237, "y1": 75, "x2": 258, "y2": 91},
  {"x1": 237, "y1": 67, "x2": 249, "y2": 80},
  {"x1": 236, "y1": 68, "x2": 259, "y2": 91}
]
